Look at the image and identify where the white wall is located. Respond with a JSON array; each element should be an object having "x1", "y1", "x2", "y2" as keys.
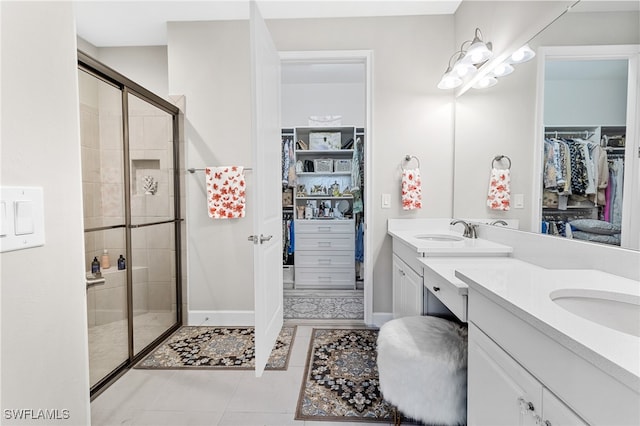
[
  {"x1": 167, "y1": 20, "x2": 255, "y2": 322},
  {"x1": 164, "y1": 14, "x2": 456, "y2": 320},
  {"x1": 453, "y1": 5, "x2": 640, "y2": 231},
  {"x1": 281, "y1": 82, "x2": 365, "y2": 127},
  {"x1": 98, "y1": 46, "x2": 169, "y2": 98},
  {"x1": 1, "y1": 2, "x2": 91, "y2": 424},
  {"x1": 270, "y1": 15, "x2": 457, "y2": 315}
]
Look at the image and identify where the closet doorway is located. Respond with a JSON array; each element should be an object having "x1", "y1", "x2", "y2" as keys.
[
  {"x1": 280, "y1": 51, "x2": 373, "y2": 323},
  {"x1": 78, "y1": 52, "x2": 183, "y2": 397}
]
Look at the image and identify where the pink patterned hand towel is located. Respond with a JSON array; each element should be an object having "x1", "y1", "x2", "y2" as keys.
[
  {"x1": 401, "y1": 168, "x2": 422, "y2": 210},
  {"x1": 487, "y1": 168, "x2": 510, "y2": 211},
  {"x1": 206, "y1": 166, "x2": 246, "y2": 219}
]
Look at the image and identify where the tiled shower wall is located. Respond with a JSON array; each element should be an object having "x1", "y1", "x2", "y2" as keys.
[{"x1": 81, "y1": 82, "x2": 176, "y2": 327}]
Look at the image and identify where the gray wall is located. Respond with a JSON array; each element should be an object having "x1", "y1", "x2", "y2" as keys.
[{"x1": 1, "y1": 2, "x2": 91, "y2": 423}]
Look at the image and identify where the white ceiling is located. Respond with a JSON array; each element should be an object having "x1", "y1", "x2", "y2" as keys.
[{"x1": 74, "y1": 0, "x2": 462, "y2": 47}]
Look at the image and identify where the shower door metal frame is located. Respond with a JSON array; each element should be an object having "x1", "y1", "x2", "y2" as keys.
[{"x1": 78, "y1": 51, "x2": 183, "y2": 398}]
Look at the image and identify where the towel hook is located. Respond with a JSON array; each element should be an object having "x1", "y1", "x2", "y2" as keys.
[
  {"x1": 402, "y1": 155, "x2": 420, "y2": 171},
  {"x1": 491, "y1": 155, "x2": 511, "y2": 170}
]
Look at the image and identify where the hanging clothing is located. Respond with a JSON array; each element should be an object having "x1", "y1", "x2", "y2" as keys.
[
  {"x1": 355, "y1": 221, "x2": 364, "y2": 263},
  {"x1": 487, "y1": 167, "x2": 510, "y2": 211},
  {"x1": 351, "y1": 137, "x2": 364, "y2": 214},
  {"x1": 566, "y1": 140, "x2": 589, "y2": 195}
]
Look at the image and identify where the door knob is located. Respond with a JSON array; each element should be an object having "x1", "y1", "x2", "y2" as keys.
[{"x1": 260, "y1": 234, "x2": 272, "y2": 243}]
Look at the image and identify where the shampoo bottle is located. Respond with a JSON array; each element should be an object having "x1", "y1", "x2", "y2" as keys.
[
  {"x1": 117, "y1": 255, "x2": 126, "y2": 270},
  {"x1": 101, "y1": 249, "x2": 111, "y2": 269},
  {"x1": 91, "y1": 257, "x2": 100, "y2": 274}
]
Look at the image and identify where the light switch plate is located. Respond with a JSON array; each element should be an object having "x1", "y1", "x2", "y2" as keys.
[
  {"x1": 381, "y1": 193, "x2": 391, "y2": 209},
  {"x1": 0, "y1": 187, "x2": 45, "y2": 252},
  {"x1": 0, "y1": 201, "x2": 8, "y2": 237},
  {"x1": 513, "y1": 193, "x2": 524, "y2": 209}
]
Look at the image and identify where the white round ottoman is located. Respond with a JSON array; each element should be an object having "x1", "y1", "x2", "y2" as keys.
[{"x1": 377, "y1": 316, "x2": 468, "y2": 425}]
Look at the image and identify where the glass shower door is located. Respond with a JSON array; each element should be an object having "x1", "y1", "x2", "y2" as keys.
[
  {"x1": 78, "y1": 69, "x2": 129, "y2": 388},
  {"x1": 127, "y1": 93, "x2": 178, "y2": 354}
]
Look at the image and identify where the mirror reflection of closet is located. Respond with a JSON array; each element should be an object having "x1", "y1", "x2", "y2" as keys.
[{"x1": 537, "y1": 47, "x2": 639, "y2": 250}]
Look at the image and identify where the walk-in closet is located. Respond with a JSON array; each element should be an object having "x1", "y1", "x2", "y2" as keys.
[
  {"x1": 541, "y1": 57, "x2": 636, "y2": 248},
  {"x1": 280, "y1": 59, "x2": 367, "y2": 320}
]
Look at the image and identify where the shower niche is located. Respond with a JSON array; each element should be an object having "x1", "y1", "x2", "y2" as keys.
[{"x1": 131, "y1": 159, "x2": 160, "y2": 196}]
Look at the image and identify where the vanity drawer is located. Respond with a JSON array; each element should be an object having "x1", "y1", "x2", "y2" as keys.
[
  {"x1": 296, "y1": 234, "x2": 355, "y2": 251},
  {"x1": 295, "y1": 220, "x2": 354, "y2": 235},
  {"x1": 296, "y1": 251, "x2": 354, "y2": 267},
  {"x1": 423, "y1": 266, "x2": 467, "y2": 322},
  {"x1": 294, "y1": 267, "x2": 355, "y2": 290}
]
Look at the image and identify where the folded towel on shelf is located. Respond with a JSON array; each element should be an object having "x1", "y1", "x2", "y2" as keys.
[
  {"x1": 487, "y1": 168, "x2": 510, "y2": 211},
  {"x1": 205, "y1": 166, "x2": 246, "y2": 219},
  {"x1": 401, "y1": 168, "x2": 422, "y2": 210}
]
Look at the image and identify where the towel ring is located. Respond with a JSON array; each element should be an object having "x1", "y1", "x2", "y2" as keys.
[
  {"x1": 402, "y1": 155, "x2": 420, "y2": 170},
  {"x1": 491, "y1": 155, "x2": 511, "y2": 170}
]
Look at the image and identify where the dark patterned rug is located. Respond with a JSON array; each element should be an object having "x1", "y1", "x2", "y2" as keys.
[
  {"x1": 135, "y1": 326, "x2": 296, "y2": 370},
  {"x1": 295, "y1": 328, "x2": 395, "y2": 422}
]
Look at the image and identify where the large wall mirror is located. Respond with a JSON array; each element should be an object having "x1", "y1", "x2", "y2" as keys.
[{"x1": 453, "y1": 0, "x2": 640, "y2": 251}]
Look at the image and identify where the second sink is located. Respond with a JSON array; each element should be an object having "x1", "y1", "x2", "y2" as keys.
[{"x1": 550, "y1": 289, "x2": 640, "y2": 337}]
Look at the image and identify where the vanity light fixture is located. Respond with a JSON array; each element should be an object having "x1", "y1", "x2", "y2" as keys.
[{"x1": 438, "y1": 28, "x2": 492, "y2": 90}]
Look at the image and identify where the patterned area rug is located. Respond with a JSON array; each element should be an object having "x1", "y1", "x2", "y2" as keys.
[
  {"x1": 284, "y1": 291, "x2": 364, "y2": 319},
  {"x1": 135, "y1": 326, "x2": 296, "y2": 370},
  {"x1": 295, "y1": 328, "x2": 394, "y2": 422}
]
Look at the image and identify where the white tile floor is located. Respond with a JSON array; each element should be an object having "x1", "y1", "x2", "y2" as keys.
[{"x1": 91, "y1": 321, "x2": 383, "y2": 426}]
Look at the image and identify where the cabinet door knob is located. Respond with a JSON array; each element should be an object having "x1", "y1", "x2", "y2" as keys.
[{"x1": 433, "y1": 286, "x2": 440, "y2": 292}]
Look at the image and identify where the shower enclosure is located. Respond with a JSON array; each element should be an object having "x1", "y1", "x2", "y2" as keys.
[{"x1": 78, "y1": 52, "x2": 183, "y2": 396}]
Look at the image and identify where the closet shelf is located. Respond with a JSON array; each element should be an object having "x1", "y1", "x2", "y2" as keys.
[
  {"x1": 296, "y1": 195, "x2": 353, "y2": 200},
  {"x1": 297, "y1": 172, "x2": 351, "y2": 176}
]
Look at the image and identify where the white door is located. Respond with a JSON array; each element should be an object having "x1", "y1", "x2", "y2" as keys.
[{"x1": 250, "y1": 1, "x2": 283, "y2": 377}]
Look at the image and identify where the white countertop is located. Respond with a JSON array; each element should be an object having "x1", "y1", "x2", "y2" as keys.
[
  {"x1": 418, "y1": 257, "x2": 539, "y2": 296},
  {"x1": 455, "y1": 264, "x2": 640, "y2": 391},
  {"x1": 388, "y1": 229, "x2": 513, "y2": 256}
]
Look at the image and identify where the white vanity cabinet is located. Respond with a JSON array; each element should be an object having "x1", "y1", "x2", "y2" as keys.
[
  {"x1": 469, "y1": 323, "x2": 587, "y2": 426},
  {"x1": 392, "y1": 254, "x2": 423, "y2": 318}
]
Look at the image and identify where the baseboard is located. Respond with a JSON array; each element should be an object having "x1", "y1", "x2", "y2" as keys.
[
  {"x1": 188, "y1": 310, "x2": 254, "y2": 326},
  {"x1": 188, "y1": 310, "x2": 392, "y2": 328},
  {"x1": 371, "y1": 312, "x2": 393, "y2": 328}
]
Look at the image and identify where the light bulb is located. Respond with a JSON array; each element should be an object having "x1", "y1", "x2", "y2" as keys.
[
  {"x1": 510, "y1": 45, "x2": 535, "y2": 64},
  {"x1": 472, "y1": 76, "x2": 498, "y2": 89},
  {"x1": 492, "y1": 63, "x2": 514, "y2": 77},
  {"x1": 437, "y1": 70, "x2": 463, "y2": 90}
]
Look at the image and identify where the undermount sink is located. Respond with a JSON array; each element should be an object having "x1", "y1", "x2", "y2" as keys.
[
  {"x1": 550, "y1": 289, "x2": 640, "y2": 337},
  {"x1": 414, "y1": 234, "x2": 464, "y2": 242}
]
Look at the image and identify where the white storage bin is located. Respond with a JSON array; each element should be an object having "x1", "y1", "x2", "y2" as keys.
[
  {"x1": 314, "y1": 159, "x2": 333, "y2": 173},
  {"x1": 309, "y1": 132, "x2": 341, "y2": 150},
  {"x1": 334, "y1": 159, "x2": 352, "y2": 172}
]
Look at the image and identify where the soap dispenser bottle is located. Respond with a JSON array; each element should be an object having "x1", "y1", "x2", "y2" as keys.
[
  {"x1": 100, "y1": 249, "x2": 111, "y2": 269},
  {"x1": 117, "y1": 255, "x2": 126, "y2": 270},
  {"x1": 91, "y1": 257, "x2": 100, "y2": 274}
]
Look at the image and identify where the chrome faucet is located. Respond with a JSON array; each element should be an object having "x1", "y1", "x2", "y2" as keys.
[
  {"x1": 490, "y1": 220, "x2": 508, "y2": 226},
  {"x1": 450, "y1": 219, "x2": 478, "y2": 239}
]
